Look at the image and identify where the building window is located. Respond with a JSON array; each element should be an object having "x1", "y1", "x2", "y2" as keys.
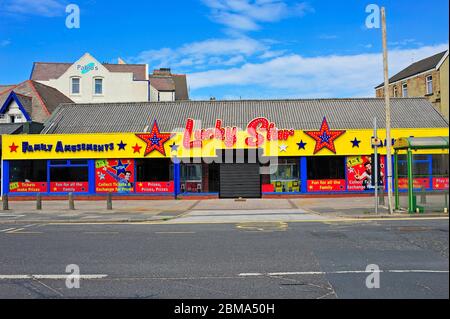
[
  {"x1": 71, "y1": 77, "x2": 80, "y2": 94},
  {"x1": 393, "y1": 86, "x2": 398, "y2": 97},
  {"x1": 9, "y1": 115, "x2": 15, "y2": 123},
  {"x1": 94, "y1": 78, "x2": 103, "y2": 95},
  {"x1": 402, "y1": 83, "x2": 408, "y2": 97},
  {"x1": 426, "y1": 75, "x2": 433, "y2": 95}
]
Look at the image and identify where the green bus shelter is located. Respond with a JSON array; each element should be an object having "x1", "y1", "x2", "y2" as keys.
[{"x1": 394, "y1": 136, "x2": 449, "y2": 213}]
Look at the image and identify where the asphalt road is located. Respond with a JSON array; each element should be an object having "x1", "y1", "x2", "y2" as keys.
[{"x1": 0, "y1": 218, "x2": 448, "y2": 299}]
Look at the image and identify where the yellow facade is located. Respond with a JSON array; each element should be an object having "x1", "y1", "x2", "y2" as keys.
[{"x1": 2, "y1": 127, "x2": 448, "y2": 160}]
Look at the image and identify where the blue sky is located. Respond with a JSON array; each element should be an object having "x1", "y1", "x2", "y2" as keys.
[{"x1": 0, "y1": 0, "x2": 448, "y2": 100}]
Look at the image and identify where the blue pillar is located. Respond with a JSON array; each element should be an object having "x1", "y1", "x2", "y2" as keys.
[
  {"x1": 1, "y1": 160, "x2": 10, "y2": 197},
  {"x1": 344, "y1": 156, "x2": 349, "y2": 191},
  {"x1": 173, "y1": 157, "x2": 181, "y2": 198},
  {"x1": 428, "y1": 155, "x2": 433, "y2": 190},
  {"x1": 46, "y1": 160, "x2": 51, "y2": 194},
  {"x1": 300, "y1": 156, "x2": 307, "y2": 193},
  {"x1": 88, "y1": 159, "x2": 96, "y2": 194}
]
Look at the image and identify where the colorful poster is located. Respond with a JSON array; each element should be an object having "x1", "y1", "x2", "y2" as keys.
[
  {"x1": 9, "y1": 182, "x2": 47, "y2": 193},
  {"x1": 50, "y1": 182, "x2": 89, "y2": 193},
  {"x1": 398, "y1": 178, "x2": 430, "y2": 190},
  {"x1": 95, "y1": 159, "x2": 135, "y2": 193},
  {"x1": 347, "y1": 155, "x2": 385, "y2": 191},
  {"x1": 432, "y1": 177, "x2": 449, "y2": 190},
  {"x1": 307, "y1": 179, "x2": 346, "y2": 192},
  {"x1": 136, "y1": 181, "x2": 174, "y2": 193}
]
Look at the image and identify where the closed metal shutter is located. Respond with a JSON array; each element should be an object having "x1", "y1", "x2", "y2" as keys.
[{"x1": 219, "y1": 163, "x2": 261, "y2": 198}]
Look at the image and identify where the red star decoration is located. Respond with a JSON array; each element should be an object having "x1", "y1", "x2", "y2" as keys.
[
  {"x1": 132, "y1": 143, "x2": 142, "y2": 154},
  {"x1": 9, "y1": 143, "x2": 18, "y2": 152},
  {"x1": 304, "y1": 117, "x2": 346, "y2": 154},
  {"x1": 135, "y1": 120, "x2": 172, "y2": 156}
]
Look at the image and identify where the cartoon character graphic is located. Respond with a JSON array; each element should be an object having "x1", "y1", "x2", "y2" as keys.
[
  {"x1": 106, "y1": 170, "x2": 134, "y2": 193},
  {"x1": 95, "y1": 159, "x2": 135, "y2": 193},
  {"x1": 354, "y1": 158, "x2": 384, "y2": 190}
]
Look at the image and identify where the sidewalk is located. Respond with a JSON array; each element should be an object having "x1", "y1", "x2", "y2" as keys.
[
  {"x1": 0, "y1": 200, "x2": 198, "y2": 224},
  {"x1": 0, "y1": 197, "x2": 447, "y2": 224}
]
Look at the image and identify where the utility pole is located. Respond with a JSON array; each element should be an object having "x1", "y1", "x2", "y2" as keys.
[
  {"x1": 373, "y1": 117, "x2": 378, "y2": 215},
  {"x1": 381, "y1": 7, "x2": 394, "y2": 214}
]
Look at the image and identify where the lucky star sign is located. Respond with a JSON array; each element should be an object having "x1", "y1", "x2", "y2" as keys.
[
  {"x1": 304, "y1": 117, "x2": 346, "y2": 154},
  {"x1": 136, "y1": 120, "x2": 172, "y2": 156}
]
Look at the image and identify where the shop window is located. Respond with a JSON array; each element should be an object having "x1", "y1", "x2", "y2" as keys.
[
  {"x1": 71, "y1": 159, "x2": 88, "y2": 165},
  {"x1": 181, "y1": 163, "x2": 202, "y2": 193},
  {"x1": 50, "y1": 167, "x2": 88, "y2": 182},
  {"x1": 396, "y1": 154, "x2": 434, "y2": 191},
  {"x1": 10, "y1": 160, "x2": 47, "y2": 183},
  {"x1": 307, "y1": 156, "x2": 346, "y2": 192},
  {"x1": 50, "y1": 160, "x2": 89, "y2": 193},
  {"x1": 50, "y1": 160, "x2": 68, "y2": 165},
  {"x1": 136, "y1": 159, "x2": 171, "y2": 181},
  {"x1": 9, "y1": 160, "x2": 47, "y2": 193},
  {"x1": 307, "y1": 156, "x2": 345, "y2": 180},
  {"x1": 432, "y1": 154, "x2": 449, "y2": 176},
  {"x1": 135, "y1": 159, "x2": 174, "y2": 193},
  {"x1": 270, "y1": 158, "x2": 300, "y2": 193}
]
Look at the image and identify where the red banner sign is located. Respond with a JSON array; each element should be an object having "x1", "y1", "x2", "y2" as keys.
[
  {"x1": 398, "y1": 178, "x2": 430, "y2": 190},
  {"x1": 307, "y1": 179, "x2": 346, "y2": 192},
  {"x1": 50, "y1": 182, "x2": 88, "y2": 193},
  {"x1": 136, "y1": 181, "x2": 174, "y2": 193},
  {"x1": 432, "y1": 177, "x2": 449, "y2": 190},
  {"x1": 95, "y1": 159, "x2": 135, "y2": 193},
  {"x1": 9, "y1": 182, "x2": 47, "y2": 193}
]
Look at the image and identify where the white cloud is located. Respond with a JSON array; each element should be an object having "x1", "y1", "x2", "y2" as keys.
[
  {"x1": 1, "y1": 0, "x2": 65, "y2": 17},
  {"x1": 131, "y1": 36, "x2": 270, "y2": 70},
  {"x1": 202, "y1": 0, "x2": 313, "y2": 31},
  {"x1": 189, "y1": 44, "x2": 449, "y2": 98}
]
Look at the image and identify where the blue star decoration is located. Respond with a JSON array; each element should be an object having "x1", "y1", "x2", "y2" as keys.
[
  {"x1": 170, "y1": 142, "x2": 179, "y2": 152},
  {"x1": 117, "y1": 140, "x2": 127, "y2": 150},
  {"x1": 297, "y1": 140, "x2": 307, "y2": 150},
  {"x1": 112, "y1": 160, "x2": 129, "y2": 176},
  {"x1": 351, "y1": 137, "x2": 361, "y2": 148}
]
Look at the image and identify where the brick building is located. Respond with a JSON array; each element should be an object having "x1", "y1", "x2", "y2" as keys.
[{"x1": 375, "y1": 50, "x2": 449, "y2": 120}]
